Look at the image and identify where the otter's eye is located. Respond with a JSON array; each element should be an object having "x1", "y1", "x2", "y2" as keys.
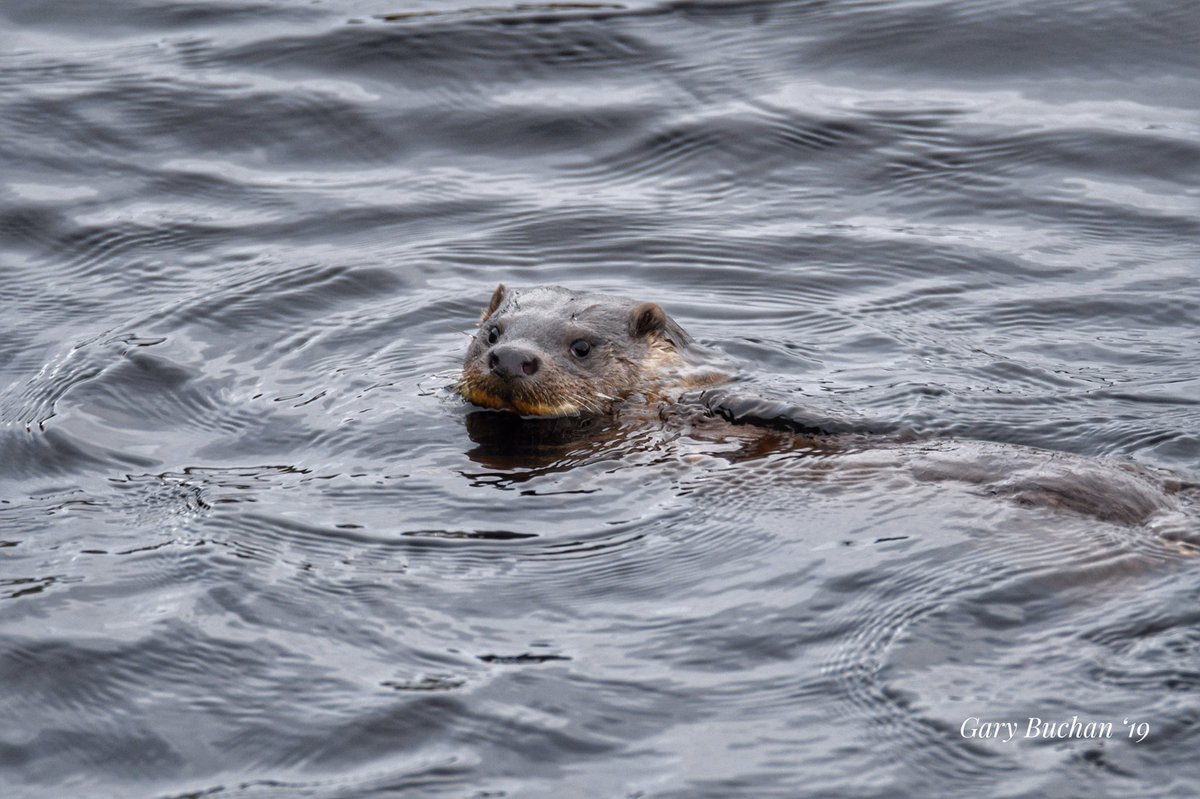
[
  {"x1": 486, "y1": 326, "x2": 500, "y2": 345},
  {"x1": 570, "y1": 339, "x2": 592, "y2": 358}
]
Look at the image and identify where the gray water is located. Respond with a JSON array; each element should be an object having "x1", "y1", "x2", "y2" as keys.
[{"x1": 2, "y1": 1, "x2": 1199, "y2": 797}]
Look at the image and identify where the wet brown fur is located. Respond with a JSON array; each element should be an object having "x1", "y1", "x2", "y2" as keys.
[{"x1": 459, "y1": 284, "x2": 711, "y2": 417}]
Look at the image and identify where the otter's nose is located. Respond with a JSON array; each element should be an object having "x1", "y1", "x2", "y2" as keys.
[{"x1": 488, "y1": 344, "x2": 540, "y2": 378}]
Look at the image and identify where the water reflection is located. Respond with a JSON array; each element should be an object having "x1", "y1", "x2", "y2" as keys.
[{"x1": 461, "y1": 408, "x2": 628, "y2": 473}]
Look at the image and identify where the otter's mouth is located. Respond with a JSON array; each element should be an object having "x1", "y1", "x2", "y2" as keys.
[{"x1": 457, "y1": 373, "x2": 587, "y2": 417}]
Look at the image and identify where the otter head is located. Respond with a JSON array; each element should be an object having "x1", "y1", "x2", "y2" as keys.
[{"x1": 458, "y1": 284, "x2": 693, "y2": 417}]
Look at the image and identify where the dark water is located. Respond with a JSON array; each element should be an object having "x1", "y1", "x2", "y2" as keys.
[{"x1": 2, "y1": 0, "x2": 1200, "y2": 796}]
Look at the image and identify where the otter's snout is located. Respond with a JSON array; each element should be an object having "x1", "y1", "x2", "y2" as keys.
[{"x1": 489, "y1": 344, "x2": 540, "y2": 378}]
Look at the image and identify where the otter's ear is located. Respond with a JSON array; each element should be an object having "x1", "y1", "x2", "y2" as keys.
[
  {"x1": 629, "y1": 301, "x2": 694, "y2": 348},
  {"x1": 481, "y1": 283, "x2": 507, "y2": 323},
  {"x1": 629, "y1": 302, "x2": 668, "y2": 338}
]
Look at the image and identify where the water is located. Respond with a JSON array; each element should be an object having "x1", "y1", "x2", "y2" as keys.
[{"x1": 2, "y1": 1, "x2": 1199, "y2": 796}]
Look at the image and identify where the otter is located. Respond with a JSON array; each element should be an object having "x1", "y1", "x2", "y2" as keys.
[
  {"x1": 457, "y1": 285, "x2": 1199, "y2": 534},
  {"x1": 458, "y1": 284, "x2": 721, "y2": 417}
]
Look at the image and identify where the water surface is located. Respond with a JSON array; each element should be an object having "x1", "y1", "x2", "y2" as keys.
[{"x1": 2, "y1": 1, "x2": 1199, "y2": 797}]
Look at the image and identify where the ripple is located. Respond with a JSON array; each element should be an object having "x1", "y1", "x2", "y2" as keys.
[
  {"x1": 803, "y1": 0, "x2": 1200, "y2": 79},
  {"x1": 218, "y1": 15, "x2": 665, "y2": 84}
]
